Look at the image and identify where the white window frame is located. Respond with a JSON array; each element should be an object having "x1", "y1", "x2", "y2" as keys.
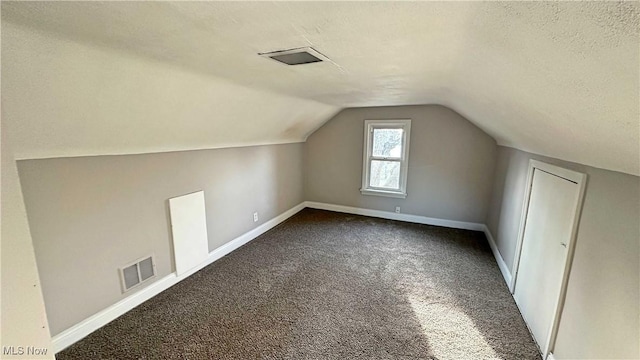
[{"x1": 360, "y1": 119, "x2": 411, "y2": 198}]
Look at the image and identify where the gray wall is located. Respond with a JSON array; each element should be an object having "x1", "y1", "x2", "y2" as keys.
[
  {"x1": 486, "y1": 146, "x2": 640, "y2": 359},
  {"x1": 305, "y1": 105, "x2": 497, "y2": 223},
  {"x1": 18, "y1": 143, "x2": 304, "y2": 336}
]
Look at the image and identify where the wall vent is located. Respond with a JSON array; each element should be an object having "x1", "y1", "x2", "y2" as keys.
[
  {"x1": 119, "y1": 255, "x2": 156, "y2": 293},
  {"x1": 259, "y1": 47, "x2": 330, "y2": 65}
]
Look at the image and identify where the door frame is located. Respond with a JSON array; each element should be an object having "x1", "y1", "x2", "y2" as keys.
[{"x1": 510, "y1": 160, "x2": 587, "y2": 359}]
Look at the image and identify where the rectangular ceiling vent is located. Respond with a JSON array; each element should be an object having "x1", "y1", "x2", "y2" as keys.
[
  {"x1": 119, "y1": 255, "x2": 156, "y2": 293},
  {"x1": 259, "y1": 47, "x2": 330, "y2": 66}
]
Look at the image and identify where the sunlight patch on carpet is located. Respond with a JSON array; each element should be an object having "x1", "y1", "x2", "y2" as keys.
[{"x1": 408, "y1": 294, "x2": 500, "y2": 360}]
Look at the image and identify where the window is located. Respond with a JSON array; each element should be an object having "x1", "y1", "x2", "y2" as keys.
[{"x1": 361, "y1": 119, "x2": 411, "y2": 198}]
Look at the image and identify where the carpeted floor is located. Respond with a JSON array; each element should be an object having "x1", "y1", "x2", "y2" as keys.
[{"x1": 57, "y1": 209, "x2": 541, "y2": 360}]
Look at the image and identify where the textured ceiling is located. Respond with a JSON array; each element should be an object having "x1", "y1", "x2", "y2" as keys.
[{"x1": 3, "y1": 2, "x2": 639, "y2": 175}]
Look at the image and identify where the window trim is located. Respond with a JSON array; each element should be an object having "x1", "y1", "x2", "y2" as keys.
[{"x1": 360, "y1": 119, "x2": 411, "y2": 198}]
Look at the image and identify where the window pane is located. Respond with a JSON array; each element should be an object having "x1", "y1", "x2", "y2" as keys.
[
  {"x1": 372, "y1": 128, "x2": 403, "y2": 158},
  {"x1": 369, "y1": 160, "x2": 400, "y2": 189}
]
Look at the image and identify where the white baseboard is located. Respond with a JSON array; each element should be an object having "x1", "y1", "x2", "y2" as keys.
[
  {"x1": 304, "y1": 201, "x2": 485, "y2": 231},
  {"x1": 52, "y1": 273, "x2": 177, "y2": 353},
  {"x1": 546, "y1": 352, "x2": 556, "y2": 360},
  {"x1": 51, "y1": 202, "x2": 306, "y2": 353},
  {"x1": 206, "y1": 202, "x2": 304, "y2": 265},
  {"x1": 305, "y1": 202, "x2": 513, "y2": 291},
  {"x1": 482, "y1": 225, "x2": 513, "y2": 290},
  {"x1": 53, "y1": 202, "x2": 514, "y2": 353}
]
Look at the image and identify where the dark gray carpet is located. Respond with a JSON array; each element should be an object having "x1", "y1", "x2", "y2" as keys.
[{"x1": 57, "y1": 208, "x2": 541, "y2": 360}]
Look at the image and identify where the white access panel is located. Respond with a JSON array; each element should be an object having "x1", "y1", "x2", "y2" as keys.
[{"x1": 169, "y1": 191, "x2": 209, "y2": 276}]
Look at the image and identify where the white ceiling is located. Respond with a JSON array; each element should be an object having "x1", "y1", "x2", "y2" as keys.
[{"x1": 3, "y1": 2, "x2": 639, "y2": 175}]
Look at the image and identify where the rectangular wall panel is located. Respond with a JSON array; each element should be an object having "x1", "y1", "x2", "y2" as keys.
[{"x1": 169, "y1": 191, "x2": 209, "y2": 276}]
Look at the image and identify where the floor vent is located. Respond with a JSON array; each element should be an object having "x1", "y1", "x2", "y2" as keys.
[{"x1": 119, "y1": 255, "x2": 156, "y2": 293}]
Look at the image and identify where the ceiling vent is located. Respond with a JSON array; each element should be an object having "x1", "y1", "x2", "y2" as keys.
[{"x1": 259, "y1": 47, "x2": 330, "y2": 66}]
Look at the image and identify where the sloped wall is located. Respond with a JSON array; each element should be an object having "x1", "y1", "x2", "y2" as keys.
[
  {"x1": 3, "y1": 20, "x2": 325, "y2": 340},
  {"x1": 305, "y1": 105, "x2": 497, "y2": 224},
  {"x1": 2, "y1": 21, "x2": 338, "y2": 160},
  {"x1": 4, "y1": 1, "x2": 638, "y2": 176}
]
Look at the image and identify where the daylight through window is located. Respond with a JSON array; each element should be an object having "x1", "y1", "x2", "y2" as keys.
[{"x1": 361, "y1": 119, "x2": 411, "y2": 198}]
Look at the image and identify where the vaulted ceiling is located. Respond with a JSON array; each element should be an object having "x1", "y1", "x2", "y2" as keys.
[{"x1": 2, "y1": 2, "x2": 639, "y2": 175}]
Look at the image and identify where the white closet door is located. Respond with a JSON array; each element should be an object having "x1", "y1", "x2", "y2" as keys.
[
  {"x1": 514, "y1": 168, "x2": 581, "y2": 354},
  {"x1": 169, "y1": 191, "x2": 209, "y2": 276}
]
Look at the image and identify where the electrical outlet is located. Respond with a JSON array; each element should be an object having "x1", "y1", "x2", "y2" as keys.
[
  {"x1": 253, "y1": 212, "x2": 259, "y2": 222},
  {"x1": 395, "y1": 206, "x2": 401, "y2": 213}
]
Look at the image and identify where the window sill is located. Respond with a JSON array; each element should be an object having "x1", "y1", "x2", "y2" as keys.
[{"x1": 360, "y1": 188, "x2": 407, "y2": 199}]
